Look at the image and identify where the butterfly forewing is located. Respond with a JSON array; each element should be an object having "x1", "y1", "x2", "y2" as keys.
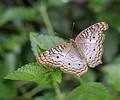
[
  {"x1": 37, "y1": 43, "x2": 67, "y2": 66},
  {"x1": 75, "y1": 22, "x2": 108, "y2": 67}
]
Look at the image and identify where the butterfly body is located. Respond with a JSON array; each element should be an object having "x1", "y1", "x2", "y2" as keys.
[{"x1": 37, "y1": 22, "x2": 108, "y2": 76}]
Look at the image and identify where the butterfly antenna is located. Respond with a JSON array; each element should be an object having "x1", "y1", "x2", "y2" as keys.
[{"x1": 70, "y1": 22, "x2": 75, "y2": 38}]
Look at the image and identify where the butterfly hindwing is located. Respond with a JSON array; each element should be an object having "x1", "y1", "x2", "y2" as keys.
[
  {"x1": 61, "y1": 42, "x2": 88, "y2": 76},
  {"x1": 37, "y1": 42, "x2": 88, "y2": 76},
  {"x1": 75, "y1": 22, "x2": 108, "y2": 67}
]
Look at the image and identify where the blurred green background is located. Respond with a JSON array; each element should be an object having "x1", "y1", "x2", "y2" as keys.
[{"x1": 0, "y1": 0, "x2": 120, "y2": 100}]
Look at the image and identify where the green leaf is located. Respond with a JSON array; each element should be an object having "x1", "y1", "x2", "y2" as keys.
[
  {"x1": 98, "y1": 13, "x2": 120, "y2": 29},
  {"x1": 102, "y1": 63, "x2": 120, "y2": 91},
  {"x1": 113, "y1": 55, "x2": 120, "y2": 63},
  {"x1": 0, "y1": 82, "x2": 17, "y2": 99},
  {"x1": 0, "y1": 7, "x2": 37, "y2": 26},
  {"x1": 30, "y1": 33, "x2": 41, "y2": 57},
  {"x1": 3, "y1": 35, "x2": 27, "y2": 53},
  {"x1": 67, "y1": 82, "x2": 110, "y2": 100},
  {"x1": 5, "y1": 63, "x2": 62, "y2": 84},
  {"x1": 5, "y1": 52, "x2": 16, "y2": 73},
  {"x1": 81, "y1": 69, "x2": 96, "y2": 82},
  {"x1": 34, "y1": 93, "x2": 56, "y2": 100},
  {"x1": 103, "y1": 32, "x2": 120, "y2": 63},
  {"x1": 30, "y1": 32, "x2": 65, "y2": 57},
  {"x1": 5, "y1": 63, "x2": 52, "y2": 84},
  {"x1": 52, "y1": 68, "x2": 62, "y2": 83},
  {"x1": 5, "y1": 33, "x2": 64, "y2": 84},
  {"x1": 48, "y1": 0, "x2": 63, "y2": 7},
  {"x1": 88, "y1": 0, "x2": 108, "y2": 13},
  {"x1": 0, "y1": 62, "x2": 5, "y2": 80},
  {"x1": 49, "y1": 10, "x2": 71, "y2": 34}
]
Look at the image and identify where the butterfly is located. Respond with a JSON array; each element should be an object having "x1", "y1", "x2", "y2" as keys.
[{"x1": 37, "y1": 22, "x2": 108, "y2": 76}]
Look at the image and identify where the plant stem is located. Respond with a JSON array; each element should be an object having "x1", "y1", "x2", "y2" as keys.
[
  {"x1": 111, "y1": 88, "x2": 119, "y2": 100},
  {"x1": 52, "y1": 75, "x2": 64, "y2": 100},
  {"x1": 39, "y1": 2, "x2": 54, "y2": 35}
]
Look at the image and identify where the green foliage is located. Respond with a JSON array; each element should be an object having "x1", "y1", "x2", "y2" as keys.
[
  {"x1": 3, "y1": 35, "x2": 27, "y2": 53},
  {"x1": 0, "y1": 7, "x2": 38, "y2": 26},
  {"x1": 5, "y1": 63, "x2": 50, "y2": 84},
  {"x1": 98, "y1": 13, "x2": 120, "y2": 29},
  {"x1": 102, "y1": 63, "x2": 120, "y2": 91},
  {"x1": 88, "y1": 0, "x2": 108, "y2": 13},
  {"x1": 48, "y1": 0, "x2": 63, "y2": 7},
  {"x1": 30, "y1": 32, "x2": 64, "y2": 57},
  {"x1": 49, "y1": 11, "x2": 71, "y2": 34},
  {"x1": 5, "y1": 62, "x2": 62, "y2": 84},
  {"x1": 5, "y1": 52, "x2": 16, "y2": 73},
  {"x1": 67, "y1": 82, "x2": 110, "y2": 100},
  {"x1": 0, "y1": 82, "x2": 17, "y2": 99},
  {"x1": 103, "y1": 32, "x2": 120, "y2": 63},
  {"x1": 81, "y1": 69, "x2": 96, "y2": 82},
  {"x1": 34, "y1": 93, "x2": 56, "y2": 100},
  {"x1": 114, "y1": 55, "x2": 120, "y2": 63},
  {"x1": 52, "y1": 69, "x2": 62, "y2": 83},
  {"x1": 5, "y1": 33, "x2": 63, "y2": 84}
]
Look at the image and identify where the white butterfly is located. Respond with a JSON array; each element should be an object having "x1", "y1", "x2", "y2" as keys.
[{"x1": 37, "y1": 22, "x2": 108, "y2": 76}]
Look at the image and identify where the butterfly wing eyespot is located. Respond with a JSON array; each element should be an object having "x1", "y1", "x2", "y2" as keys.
[{"x1": 56, "y1": 56, "x2": 59, "y2": 58}]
